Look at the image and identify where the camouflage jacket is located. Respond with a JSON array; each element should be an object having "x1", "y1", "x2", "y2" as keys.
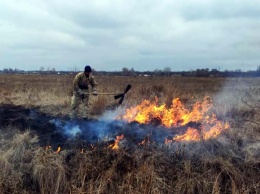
[{"x1": 73, "y1": 72, "x2": 97, "y2": 93}]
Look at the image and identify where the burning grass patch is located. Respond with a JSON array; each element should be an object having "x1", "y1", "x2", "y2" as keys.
[{"x1": 0, "y1": 88, "x2": 260, "y2": 194}]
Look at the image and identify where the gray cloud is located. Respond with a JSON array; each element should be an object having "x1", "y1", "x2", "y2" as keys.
[{"x1": 0, "y1": 0, "x2": 259, "y2": 71}]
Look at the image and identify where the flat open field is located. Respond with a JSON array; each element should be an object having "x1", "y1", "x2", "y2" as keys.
[
  {"x1": 1, "y1": 74, "x2": 259, "y2": 116},
  {"x1": 0, "y1": 74, "x2": 260, "y2": 193}
]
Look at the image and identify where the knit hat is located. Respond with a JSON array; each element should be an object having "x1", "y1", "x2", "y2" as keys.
[{"x1": 84, "y1": 65, "x2": 92, "y2": 72}]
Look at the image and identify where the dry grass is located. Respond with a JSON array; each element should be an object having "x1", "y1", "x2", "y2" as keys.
[
  {"x1": 1, "y1": 74, "x2": 259, "y2": 115},
  {"x1": 0, "y1": 129, "x2": 38, "y2": 193},
  {"x1": 0, "y1": 74, "x2": 260, "y2": 193},
  {"x1": 32, "y1": 148, "x2": 67, "y2": 194},
  {"x1": 0, "y1": 130, "x2": 260, "y2": 193}
]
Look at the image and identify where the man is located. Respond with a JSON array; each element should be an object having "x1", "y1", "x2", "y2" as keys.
[{"x1": 70, "y1": 65, "x2": 98, "y2": 119}]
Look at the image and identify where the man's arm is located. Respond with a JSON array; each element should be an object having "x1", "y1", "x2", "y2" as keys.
[
  {"x1": 89, "y1": 75, "x2": 97, "y2": 91},
  {"x1": 73, "y1": 73, "x2": 82, "y2": 94}
]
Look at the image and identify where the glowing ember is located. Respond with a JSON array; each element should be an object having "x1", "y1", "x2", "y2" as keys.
[
  {"x1": 109, "y1": 134, "x2": 124, "y2": 150},
  {"x1": 139, "y1": 139, "x2": 146, "y2": 145},
  {"x1": 119, "y1": 96, "x2": 229, "y2": 142}
]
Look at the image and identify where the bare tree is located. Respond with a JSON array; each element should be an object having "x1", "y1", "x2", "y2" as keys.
[
  {"x1": 40, "y1": 66, "x2": 45, "y2": 71},
  {"x1": 257, "y1": 65, "x2": 260, "y2": 72},
  {"x1": 163, "y1": 67, "x2": 171, "y2": 72}
]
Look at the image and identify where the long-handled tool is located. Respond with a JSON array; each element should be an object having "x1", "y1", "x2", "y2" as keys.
[{"x1": 90, "y1": 84, "x2": 131, "y2": 104}]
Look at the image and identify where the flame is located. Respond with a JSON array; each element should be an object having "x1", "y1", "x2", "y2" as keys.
[
  {"x1": 44, "y1": 146, "x2": 62, "y2": 153},
  {"x1": 109, "y1": 134, "x2": 124, "y2": 150},
  {"x1": 173, "y1": 127, "x2": 201, "y2": 142},
  {"x1": 139, "y1": 139, "x2": 150, "y2": 145},
  {"x1": 119, "y1": 96, "x2": 229, "y2": 142},
  {"x1": 56, "y1": 147, "x2": 61, "y2": 153}
]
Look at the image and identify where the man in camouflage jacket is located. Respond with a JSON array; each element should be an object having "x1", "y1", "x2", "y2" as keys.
[{"x1": 70, "y1": 65, "x2": 98, "y2": 119}]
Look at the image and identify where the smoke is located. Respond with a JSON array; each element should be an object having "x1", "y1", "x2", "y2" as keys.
[
  {"x1": 65, "y1": 124, "x2": 81, "y2": 137},
  {"x1": 49, "y1": 108, "x2": 182, "y2": 146},
  {"x1": 209, "y1": 77, "x2": 260, "y2": 158},
  {"x1": 1, "y1": 100, "x2": 256, "y2": 158},
  {"x1": 99, "y1": 105, "x2": 127, "y2": 121},
  {"x1": 48, "y1": 99, "x2": 231, "y2": 149},
  {"x1": 212, "y1": 78, "x2": 259, "y2": 114},
  {"x1": 51, "y1": 114, "x2": 126, "y2": 144}
]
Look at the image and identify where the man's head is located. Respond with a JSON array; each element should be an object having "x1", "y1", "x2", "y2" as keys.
[{"x1": 84, "y1": 65, "x2": 92, "y2": 76}]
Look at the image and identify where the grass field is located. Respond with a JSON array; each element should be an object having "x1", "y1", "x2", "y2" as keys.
[{"x1": 0, "y1": 74, "x2": 259, "y2": 193}]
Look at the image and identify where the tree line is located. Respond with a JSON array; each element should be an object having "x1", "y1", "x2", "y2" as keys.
[{"x1": 1, "y1": 66, "x2": 260, "y2": 77}]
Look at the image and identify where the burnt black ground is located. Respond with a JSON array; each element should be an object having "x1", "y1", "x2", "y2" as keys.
[
  {"x1": 0, "y1": 103, "x2": 69, "y2": 149},
  {"x1": 0, "y1": 103, "x2": 189, "y2": 150}
]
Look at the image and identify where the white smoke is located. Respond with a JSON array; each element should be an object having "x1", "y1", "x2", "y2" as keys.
[
  {"x1": 50, "y1": 119, "x2": 82, "y2": 138},
  {"x1": 64, "y1": 125, "x2": 81, "y2": 137},
  {"x1": 99, "y1": 105, "x2": 127, "y2": 122}
]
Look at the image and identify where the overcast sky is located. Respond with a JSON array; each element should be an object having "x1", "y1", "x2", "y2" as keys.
[{"x1": 0, "y1": 0, "x2": 260, "y2": 71}]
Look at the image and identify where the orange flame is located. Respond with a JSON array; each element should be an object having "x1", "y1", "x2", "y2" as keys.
[
  {"x1": 109, "y1": 134, "x2": 124, "y2": 150},
  {"x1": 56, "y1": 147, "x2": 61, "y2": 153},
  {"x1": 138, "y1": 139, "x2": 151, "y2": 145},
  {"x1": 119, "y1": 97, "x2": 229, "y2": 142}
]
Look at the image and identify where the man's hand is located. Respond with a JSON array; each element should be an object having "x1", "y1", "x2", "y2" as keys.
[
  {"x1": 77, "y1": 90, "x2": 86, "y2": 98},
  {"x1": 80, "y1": 92, "x2": 86, "y2": 98},
  {"x1": 76, "y1": 89, "x2": 82, "y2": 96},
  {"x1": 92, "y1": 90, "x2": 98, "y2": 96}
]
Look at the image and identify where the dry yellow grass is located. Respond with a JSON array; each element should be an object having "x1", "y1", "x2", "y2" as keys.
[
  {"x1": 1, "y1": 74, "x2": 259, "y2": 116},
  {"x1": 0, "y1": 74, "x2": 259, "y2": 193}
]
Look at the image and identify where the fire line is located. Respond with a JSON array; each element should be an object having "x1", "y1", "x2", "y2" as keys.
[{"x1": 118, "y1": 96, "x2": 229, "y2": 142}]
